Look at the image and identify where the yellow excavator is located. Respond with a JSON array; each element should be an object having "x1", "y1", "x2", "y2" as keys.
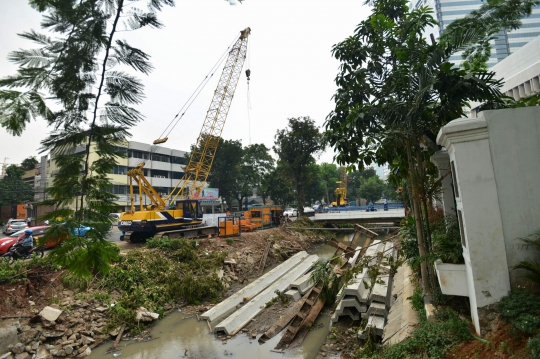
[
  {"x1": 118, "y1": 28, "x2": 251, "y2": 242},
  {"x1": 332, "y1": 166, "x2": 349, "y2": 207}
]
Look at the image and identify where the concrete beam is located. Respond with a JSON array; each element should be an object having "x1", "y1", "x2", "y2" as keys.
[
  {"x1": 358, "y1": 315, "x2": 385, "y2": 339},
  {"x1": 201, "y1": 251, "x2": 310, "y2": 323},
  {"x1": 214, "y1": 254, "x2": 319, "y2": 335},
  {"x1": 288, "y1": 272, "x2": 315, "y2": 294},
  {"x1": 285, "y1": 289, "x2": 301, "y2": 301}
]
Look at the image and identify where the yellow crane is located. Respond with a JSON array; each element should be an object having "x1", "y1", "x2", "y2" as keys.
[
  {"x1": 332, "y1": 166, "x2": 349, "y2": 207},
  {"x1": 118, "y1": 28, "x2": 251, "y2": 242}
]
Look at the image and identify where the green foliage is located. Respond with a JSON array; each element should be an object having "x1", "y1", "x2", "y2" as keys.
[
  {"x1": 273, "y1": 117, "x2": 324, "y2": 214},
  {"x1": 364, "y1": 308, "x2": 470, "y2": 359},
  {"x1": 529, "y1": 337, "x2": 540, "y2": 358},
  {"x1": 226, "y1": 238, "x2": 234, "y2": 245},
  {"x1": 512, "y1": 230, "x2": 540, "y2": 284},
  {"x1": 20, "y1": 156, "x2": 39, "y2": 171},
  {"x1": 0, "y1": 255, "x2": 58, "y2": 285},
  {"x1": 430, "y1": 211, "x2": 464, "y2": 264},
  {"x1": 357, "y1": 176, "x2": 385, "y2": 202},
  {"x1": 0, "y1": 0, "x2": 173, "y2": 277},
  {"x1": 410, "y1": 287, "x2": 427, "y2": 321},
  {"x1": 498, "y1": 288, "x2": 540, "y2": 335},
  {"x1": 0, "y1": 165, "x2": 34, "y2": 206},
  {"x1": 310, "y1": 261, "x2": 340, "y2": 303}
]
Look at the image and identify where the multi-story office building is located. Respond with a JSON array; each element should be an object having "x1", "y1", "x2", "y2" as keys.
[
  {"x1": 44, "y1": 140, "x2": 192, "y2": 211},
  {"x1": 411, "y1": 0, "x2": 540, "y2": 67}
]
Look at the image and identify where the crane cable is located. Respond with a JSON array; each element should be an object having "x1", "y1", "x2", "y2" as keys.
[
  {"x1": 246, "y1": 38, "x2": 252, "y2": 146},
  {"x1": 157, "y1": 32, "x2": 241, "y2": 142},
  {"x1": 133, "y1": 33, "x2": 242, "y2": 169}
]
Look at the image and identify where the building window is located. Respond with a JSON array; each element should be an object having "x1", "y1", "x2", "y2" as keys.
[
  {"x1": 111, "y1": 166, "x2": 127, "y2": 175},
  {"x1": 171, "y1": 156, "x2": 187, "y2": 165},
  {"x1": 109, "y1": 185, "x2": 127, "y2": 195},
  {"x1": 128, "y1": 150, "x2": 149, "y2": 160},
  {"x1": 152, "y1": 170, "x2": 169, "y2": 178},
  {"x1": 151, "y1": 154, "x2": 170, "y2": 163},
  {"x1": 458, "y1": 210, "x2": 466, "y2": 248},
  {"x1": 113, "y1": 146, "x2": 128, "y2": 155},
  {"x1": 172, "y1": 171, "x2": 185, "y2": 180},
  {"x1": 450, "y1": 160, "x2": 459, "y2": 198}
]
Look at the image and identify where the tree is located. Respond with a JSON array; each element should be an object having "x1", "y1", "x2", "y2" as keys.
[
  {"x1": 357, "y1": 176, "x2": 385, "y2": 202},
  {"x1": 237, "y1": 144, "x2": 274, "y2": 209},
  {"x1": 0, "y1": 165, "x2": 34, "y2": 206},
  {"x1": 303, "y1": 164, "x2": 326, "y2": 206},
  {"x1": 273, "y1": 117, "x2": 324, "y2": 216},
  {"x1": 0, "y1": 0, "x2": 173, "y2": 277},
  {"x1": 319, "y1": 163, "x2": 339, "y2": 205},
  {"x1": 207, "y1": 138, "x2": 244, "y2": 211},
  {"x1": 20, "y1": 156, "x2": 38, "y2": 171},
  {"x1": 260, "y1": 165, "x2": 295, "y2": 207},
  {"x1": 324, "y1": 0, "x2": 509, "y2": 294}
]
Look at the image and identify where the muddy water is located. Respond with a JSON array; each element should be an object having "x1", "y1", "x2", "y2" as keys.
[
  {"x1": 90, "y1": 311, "x2": 332, "y2": 359},
  {"x1": 90, "y1": 232, "x2": 359, "y2": 359}
]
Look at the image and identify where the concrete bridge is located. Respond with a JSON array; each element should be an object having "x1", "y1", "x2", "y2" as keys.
[{"x1": 312, "y1": 208, "x2": 405, "y2": 225}]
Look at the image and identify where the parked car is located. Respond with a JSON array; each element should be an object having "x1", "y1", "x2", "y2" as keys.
[
  {"x1": 283, "y1": 208, "x2": 298, "y2": 217},
  {"x1": 0, "y1": 226, "x2": 53, "y2": 255},
  {"x1": 2, "y1": 219, "x2": 28, "y2": 235}
]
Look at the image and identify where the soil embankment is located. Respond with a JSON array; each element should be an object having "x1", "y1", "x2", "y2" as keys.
[{"x1": 0, "y1": 220, "x2": 328, "y2": 358}]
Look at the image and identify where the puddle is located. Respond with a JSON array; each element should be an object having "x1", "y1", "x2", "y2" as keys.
[{"x1": 89, "y1": 311, "x2": 331, "y2": 359}]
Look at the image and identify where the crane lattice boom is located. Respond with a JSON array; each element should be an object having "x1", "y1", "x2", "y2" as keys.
[{"x1": 167, "y1": 27, "x2": 251, "y2": 204}]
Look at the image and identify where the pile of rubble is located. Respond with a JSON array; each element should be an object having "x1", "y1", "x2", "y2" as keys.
[{"x1": 1, "y1": 294, "x2": 159, "y2": 359}]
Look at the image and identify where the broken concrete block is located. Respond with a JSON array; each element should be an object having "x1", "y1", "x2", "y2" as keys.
[
  {"x1": 284, "y1": 289, "x2": 301, "y2": 301},
  {"x1": 136, "y1": 307, "x2": 159, "y2": 322},
  {"x1": 39, "y1": 306, "x2": 62, "y2": 322}
]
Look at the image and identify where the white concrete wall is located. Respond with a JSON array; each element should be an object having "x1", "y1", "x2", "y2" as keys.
[{"x1": 483, "y1": 108, "x2": 540, "y2": 286}]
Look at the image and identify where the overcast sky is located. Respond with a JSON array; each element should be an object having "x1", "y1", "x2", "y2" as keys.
[{"x1": 0, "y1": 0, "x2": 371, "y2": 167}]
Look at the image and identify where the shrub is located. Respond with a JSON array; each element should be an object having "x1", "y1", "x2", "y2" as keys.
[{"x1": 498, "y1": 288, "x2": 540, "y2": 335}]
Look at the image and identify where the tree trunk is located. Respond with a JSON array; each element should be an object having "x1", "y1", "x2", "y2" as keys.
[{"x1": 406, "y1": 141, "x2": 431, "y2": 295}]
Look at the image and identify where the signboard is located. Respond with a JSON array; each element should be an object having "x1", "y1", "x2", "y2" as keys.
[{"x1": 191, "y1": 188, "x2": 219, "y2": 200}]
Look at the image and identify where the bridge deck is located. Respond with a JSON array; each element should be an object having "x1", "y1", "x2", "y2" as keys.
[{"x1": 313, "y1": 208, "x2": 405, "y2": 224}]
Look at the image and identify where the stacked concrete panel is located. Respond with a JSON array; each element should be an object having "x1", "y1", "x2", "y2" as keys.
[
  {"x1": 214, "y1": 254, "x2": 320, "y2": 335},
  {"x1": 288, "y1": 272, "x2": 315, "y2": 294},
  {"x1": 201, "y1": 251, "x2": 310, "y2": 323}
]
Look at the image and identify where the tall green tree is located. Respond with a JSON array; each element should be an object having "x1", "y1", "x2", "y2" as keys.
[
  {"x1": 357, "y1": 176, "x2": 385, "y2": 202},
  {"x1": 0, "y1": 0, "x2": 173, "y2": 277},
  {"x1": 324, "y1": 0, "x2": 508, "y2": 293},
  {"x1": 260, "y1": 165, "x2": 295, "y2": 207},
  {"x1": 273, "y1": 117, "x2": 324, "y2": 215},
  {"x1": 303, "y1": 164, "x2": 326, "y2": 206},
  {"x1": 236, "y1": 143, "x2": 274, "y2": 208},
  {"x1": 20, "y1": 156, "x2": 39, "y2": 171},
  {"x1": 208, "y1": 138, "x2": 244, "y2": 211},
  {"x1": 319, "y1": 163, "x2": 339, "y2": 205},
  {"x1": 0, "y1": 165, "x2": 34, "y2": 206}
]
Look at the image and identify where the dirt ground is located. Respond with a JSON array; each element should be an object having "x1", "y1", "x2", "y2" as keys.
[
  {"x1": 0, "y1": 222, "x2": 329, "y2": 358},
  {"x1": 446, "y1": 320, "x2": 533, "y2": 359}
]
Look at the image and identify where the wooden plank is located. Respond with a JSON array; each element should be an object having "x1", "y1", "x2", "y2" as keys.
[
  {"x1": 257, "y1": 240, "x2": 272, "y2": 276},
  {"x1": 355, "y1": 224, "x2": 378, "y2": 238}
]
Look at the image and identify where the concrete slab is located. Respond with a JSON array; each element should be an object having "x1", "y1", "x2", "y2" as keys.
[
  {"x1": 285, "y1": 289, "x2": 301, "y2": 301},
  {"x1": 288, "y1": 272, "x2": 315, "y2": 294},
  {"x1": 358, "y1": 315, "x2": 385, "y2": 339},
  {"x1": 214, "y1": 254, "x2": 319, "y2": 335},
  {"x1": 382, "y1": 264, "x2": 419, "y2": 345},
  {"x1": 201, "y1": 251, "x2": 310, "y2": 323},
  {"x1": 347, "y1": 246, "x2": 362, "y2": 266},
  {"x1": 370, "y1": 275, "x2": 391, "y2": 308},
  {"x1": 366, "y1": 302, "x2": 388, "y2": 318}
]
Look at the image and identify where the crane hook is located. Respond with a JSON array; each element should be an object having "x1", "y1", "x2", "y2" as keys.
[{"x1": 245, "y1": 69, "x2": 251, "y2": 81}]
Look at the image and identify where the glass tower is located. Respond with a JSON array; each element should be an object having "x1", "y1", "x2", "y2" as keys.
[{"x1": 412, "y1": 0, "x2": 540, "y2": 67}]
